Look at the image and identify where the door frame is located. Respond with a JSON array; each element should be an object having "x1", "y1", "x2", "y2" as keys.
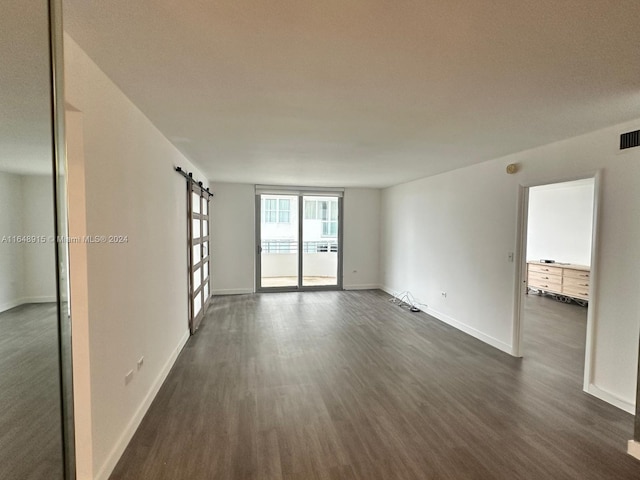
[
  {"x1": 512, "y1": 171, "x2": 601, "y2": 393},
  {"x1": 255, "y1": 191, "x2": 344, "y2": 292},
  {"x1": 187, "y1": 181, "x2": 212, "y2": 333}
]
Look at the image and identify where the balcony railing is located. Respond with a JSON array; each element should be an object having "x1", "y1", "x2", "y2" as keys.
[{"x1": 261, "y1": 240, "x2": 338, "y2": 253}]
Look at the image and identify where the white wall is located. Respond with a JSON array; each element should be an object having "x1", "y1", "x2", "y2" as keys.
[
  {"x1": 262, "y1": 252, "x2": 338, "y2": 278},
  {"x1": 0, "y1": 171, "x2": 24, "y2": 311},
  {"x1": 209, "y1": 182, "x2": 255, "y2": 294},
  {"x1": 527, "y1": 179, "x2": 594, "y2": 266},
  {"x1": 209, "y1": 184, "x2": 381, "y2": 293},
  {"x1": 64, "y1": 34, "x2": 208, "y2": 480},
  {"x1": 381, "y1": 162, "x2": 517, "y2": 352},
  {"x1": 381, "y1": 117, "x2": 640, "y2": 413},
  {"x1": 0, "y1": 172, "x2": 57, "y2": 312},
  {"x1": 21, "y1": 175, "x2": 57, "y2": 301},
  {"x1": 261, "y1": 252, "x2": 297, "y2": 278},
  {"x1": 343, "y1": 188, "x2": 380, "y2": 289}
]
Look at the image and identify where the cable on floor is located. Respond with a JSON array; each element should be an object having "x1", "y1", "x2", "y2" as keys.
[{"x1": 388, "y1": 290, "x2": 427, "y2": 312}]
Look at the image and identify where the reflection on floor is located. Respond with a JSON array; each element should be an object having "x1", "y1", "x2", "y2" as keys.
[
  {"x1": 111, "y1": 290, "x2": 640, "y2": 479},
  {"x1": 0, "y1": 303, "x2": 63, "y2": 480},
  {"x1": 261, "y1": 275, "x2": 337, "y2": 287}
]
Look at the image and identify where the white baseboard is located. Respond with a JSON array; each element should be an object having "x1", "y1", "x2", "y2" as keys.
[
  {"x1": 424, "y1": 306, "x2": 513, "y2": 355},
  {"x1": 0, "y1": 296, "x2": 57, "y2": 313},
  {"x1": 586, "y1": 383, "x2": 635, "y2": 414},
  {"x1": 628, "y1": 440, "x2": 640, "y2": 461},
  {"x1": 213, "y1": 288, "x2": 253, "y2": 296},
  {"x1": 0, "y1": 298, "x2": 23, "y2": 313},
  {"x1": 380, "y1": 285, "x2": 512, "y2": 355},
  {"x1": 95, "y1": 328, "x2": 191, "y2": 480},
  {"x1": 24, "y1": 295, "x2": 57, "y2": 303},
  {"x1": 380, "y1": 285, "x2": 407, "y2": 300},
  {"x1": 343, "y1": 284, "x2": 380, "y2": 291}
]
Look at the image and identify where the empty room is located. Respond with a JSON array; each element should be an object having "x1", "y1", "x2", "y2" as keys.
[{"x1": 2, "y1": 1, "x2": 640, "y2": 479}]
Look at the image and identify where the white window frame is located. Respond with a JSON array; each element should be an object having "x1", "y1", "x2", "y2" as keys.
[{"x1": 263, "y1": 197, "x2": 291, "y2": 224}]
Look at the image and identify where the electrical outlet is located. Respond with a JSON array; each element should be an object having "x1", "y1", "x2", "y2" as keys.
[
  {"x1": 125, "y1": 370, "x2": 134, "y2": 385},
  {"x1": 137, "y1": 356, "x2": 144, "y2": 370}
]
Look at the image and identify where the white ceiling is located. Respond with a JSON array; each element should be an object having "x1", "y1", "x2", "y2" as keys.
[{"x1": 63, "y1": 0, "x2": 640, "y2": 187}]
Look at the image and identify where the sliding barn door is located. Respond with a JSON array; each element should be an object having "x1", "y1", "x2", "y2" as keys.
[{"x1": 188, "y1": 183, "x2": 211, "y2": 333}]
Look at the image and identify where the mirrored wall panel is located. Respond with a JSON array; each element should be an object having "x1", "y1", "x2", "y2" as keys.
[{"x1": 0, "y1": 0, "x2": 70, "y2": 478}]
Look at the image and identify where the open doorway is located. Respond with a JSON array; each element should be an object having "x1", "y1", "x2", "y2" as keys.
[{"x1": 515, "y1": 176, "x2": 598, "y2": 392}]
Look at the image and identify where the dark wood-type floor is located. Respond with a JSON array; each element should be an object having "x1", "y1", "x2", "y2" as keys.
[
  {"x1": 111, "y1": 290, "x2": 640, "y2": 479},
  {"x1": 0, "y1": 303, "x2": 64, "y2": 480}
]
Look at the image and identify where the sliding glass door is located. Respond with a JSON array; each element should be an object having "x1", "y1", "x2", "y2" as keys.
[
  {"x1": 258, "y1": 194, "x2": 299, "y2": 288},
  {"x1": 302, "y1": 196, "x2": 339, "y2": 287},
  {"x1": 256, "y1": 189, "x2": 343, "y2": 291}
]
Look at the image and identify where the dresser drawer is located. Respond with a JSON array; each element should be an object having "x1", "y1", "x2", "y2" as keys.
[
  {"x1": 563, "y1": 276, "x2": 590, "y2": 289},
  {"x1": 528, "y1": 264, "x2": 562, "y2": 276},
  {"x1": 528, "y1": 272, "x2": 562, "y2": 291},
  {"x1": 563, "y1": 268, "x2": 590, "y2": 280},
  {"x1": 562, "y1": 284, "x2": 589, "y2": 300},
  {"x1": 528, "y1": 271, "x2": 561, "y2": 283}
]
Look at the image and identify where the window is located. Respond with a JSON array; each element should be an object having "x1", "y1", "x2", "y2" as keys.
[
  {"x1": 304, "y1": 200, "x2": 317, "y2": 219},
  {"x1": 320, "y1": 200, "x2": 338, "y2": 237},
  {"x1": 278, "y1": 199, "x2": 290, "y2": 223},
  {"x1": 318, "y1": 200, "x2": 338, "y2": 237},
  {"x1": 305, "y1": 199, "x2": 338, "y2": 237},
  {"x1": 264, "y1": 199, "x2": 277, "y2": 223},
  {"x1": 264, "y1": 198, "x2": 291, "y2": 223}
]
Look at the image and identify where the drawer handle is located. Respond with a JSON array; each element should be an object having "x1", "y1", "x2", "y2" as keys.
[
  {"x1": 541, "y1": 276, "x2": 549, "y2": 279},
  {"x1": 579, "y1": 283, "x2": 588, "y2": 286},
  {"x1": 541, "y1": 284, "x2": 548, "y2": 288},
  {"x1": 580, "y1": 292, "x2": 588, "y2": 296}
]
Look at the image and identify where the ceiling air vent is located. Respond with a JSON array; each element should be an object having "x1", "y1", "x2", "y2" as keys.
[{"x1": 620, "y1": 129, "x2": 640, "y2": 150}]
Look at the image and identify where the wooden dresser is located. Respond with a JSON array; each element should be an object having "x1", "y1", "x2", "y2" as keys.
[{"x1": 527, "y1": 261, "x2": 590, "y2": 301}]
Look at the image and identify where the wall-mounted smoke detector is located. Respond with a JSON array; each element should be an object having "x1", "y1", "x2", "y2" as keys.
[{"x1": 506, "y1": 163, "x2": 519, "y2": 174}]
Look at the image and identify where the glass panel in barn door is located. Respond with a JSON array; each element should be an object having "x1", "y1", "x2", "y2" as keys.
[
  {"x1": 192, "y1": 192, "x2": 200, "y2": 213},
  {"x1": 189, "y1": 184, "x2": 208, "y2": 333}
]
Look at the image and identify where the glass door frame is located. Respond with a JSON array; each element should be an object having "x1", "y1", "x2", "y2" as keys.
[
  {"x1": 187, "y1": 182, "x2": 212, "y2": 333},
  {"x1": 255, "y1": 189, "x2": 344, "y2": 292}
]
